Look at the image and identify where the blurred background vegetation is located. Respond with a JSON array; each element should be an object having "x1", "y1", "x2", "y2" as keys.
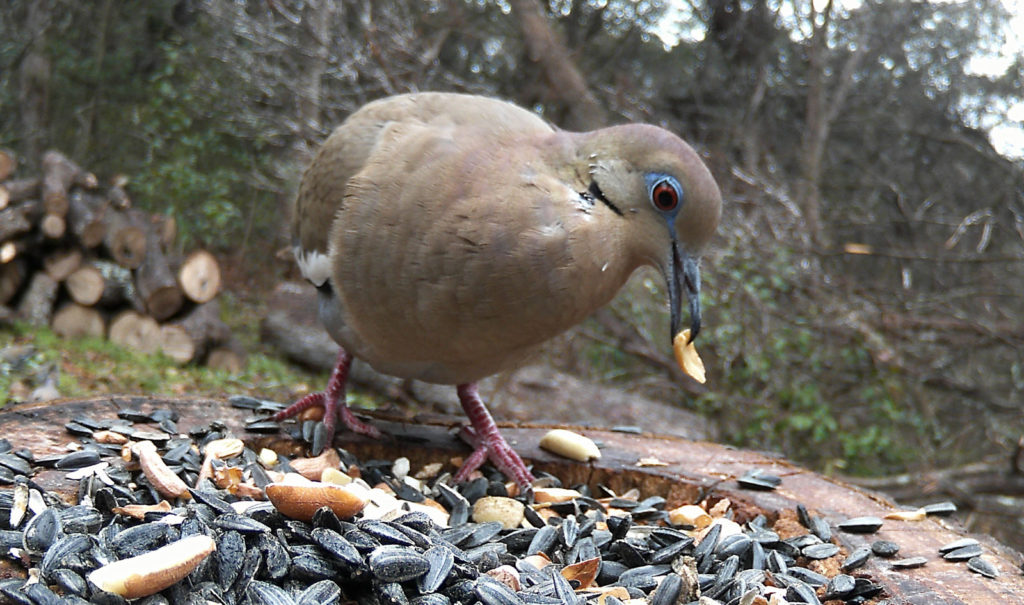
[{"x1": 2, "y1": 0, "x2": 1023, "y2": 542}]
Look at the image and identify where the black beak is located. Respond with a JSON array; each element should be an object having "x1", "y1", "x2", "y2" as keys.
[{"x1": 669, "y1": 241, "x2": 702, "y2": 345}]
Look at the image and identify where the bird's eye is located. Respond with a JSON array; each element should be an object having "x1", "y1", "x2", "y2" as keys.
[{"x1": 651, "y1": 180, "x2": 679, "y2": 212}]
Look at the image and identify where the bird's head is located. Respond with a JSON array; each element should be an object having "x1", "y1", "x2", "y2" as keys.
[{"x1": 582, "y1": 124, "x2": 722, "y2": 344}]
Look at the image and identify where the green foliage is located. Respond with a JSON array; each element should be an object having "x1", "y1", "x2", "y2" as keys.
[
  {"x1": 696, "y1": 238, "x2": 930, "y2": 475},
  {"x1": 128, "y1": 40, "x2": 255, "y2": 247}
]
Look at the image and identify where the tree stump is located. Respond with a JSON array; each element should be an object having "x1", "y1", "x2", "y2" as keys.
[{"x1": 0, "y1": 395, "x2": 1021, "y2": 602}]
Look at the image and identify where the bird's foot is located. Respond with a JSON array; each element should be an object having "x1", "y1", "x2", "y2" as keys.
[
  {"x1": 271, "y1": 349, "x2": 381, "y2": 451},
  {"x1": 455, "y1": 425, "x2": 535, "y2": 489},
  {"x1": 455, "y1": 383, "x2": 535, "y2": 489}
]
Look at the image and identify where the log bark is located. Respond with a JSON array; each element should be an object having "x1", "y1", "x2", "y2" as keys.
[
  {"x1": 106, "y1": 182, "x2": 131, "y2": 210},
  {"x1": 16, "y1": 271, "x2": 58, "y2": 325},
  {"x1": 165, "y1": 300, "x2": 232, "y2": 363},
  {"x1": 102, "y1": 207, "x2": 146, "y2": 268},
  {"x1": 177, "y1": 249, "x2": 221, "y2": 304},
  {"x1": 0, "y1": 198, "x2": 44, "y2": 243},
  {"x1": 0, "y1": 259, "x2": 26, "y2": 305},
  {"x1": 66, "y1": 190, "x2": 108, "y2": 249},
  {"x1": 507, "y1": 0, "x2": 607, "y2": 130},
  {"x1": 41, "y1": 150, "x2": 97, "y2": 217},
  {"x1": 0, "y1": 149, "x2": 15, "y2": 181},
  {"x1": 108, "y1": 310, "x2": 160, "y2": 354},
  {"x1": 153, "y1": 214, "x2": 177, "y2": 250},
  {"x1": 65, "y1": 261, "x2": 137, "y2": 308},
  {"x1": 5, "y1": 395, "x2": 1024, "y2": 604},
  {"x1": 135, "y1": 210, "x2": 182, "y2": 320},
  {"x1": 51, "y1": 303, "x2": 105, "y2": 339},
  {"x1": 0, "y1": 178, "x2": 40, "y2": 206},
  {"x1": 42, "y1": 247, "x2": 83, "y2": 281},
  {"x1": 0, "y1": 204, "x2": 35, "y2": 242}
]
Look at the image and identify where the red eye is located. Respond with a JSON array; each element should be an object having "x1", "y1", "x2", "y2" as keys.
[{"x1": 652, "y1": 181, "x2": 679, "y2": 212}]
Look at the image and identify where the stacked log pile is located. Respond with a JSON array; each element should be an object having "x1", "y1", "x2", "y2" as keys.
[{"x1": 0, "y1": 148, "x2": 243, "y2": 371}]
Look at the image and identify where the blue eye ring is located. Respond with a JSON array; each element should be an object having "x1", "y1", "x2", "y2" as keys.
[{"x1": 646, "y1": 174, "x2": 684, "y2": 215}]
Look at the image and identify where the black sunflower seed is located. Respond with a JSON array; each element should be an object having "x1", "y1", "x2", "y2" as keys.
[
  {"x1": 368, "y1": 544, "x2": 431, "y2": 582},
  {"x1": 967, "y1": 556, "x2": 999, "y2": 578},
  {"x1": 837, "y1": 516, "x2": 884, "y2": 534},
  {"x1": 891, "y1": 556, "x2": 928, "y2": 569},
  {"x1": 871, "y1": 539, "x2": 900, "y2": 558}
]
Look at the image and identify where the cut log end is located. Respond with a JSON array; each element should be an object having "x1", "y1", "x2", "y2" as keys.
[
  {"x1": 65, "y1": 265, "x2": 105, "y2": 306},
  {"x1": 158, "y1": 325, "x2": 195, "y2": 364},
  {"x1": 178, "y1": 250, "x2": 221, "y2": 303},
  {"x1": 40, "y1": 213, "x2": 66, "y2": 239},
  {"x1": 207, "y1": 347, "x2": 245, "y2": 372},
  {"x1": 52, "y1": 304, "x2": 105, "y2": 339},
  {"x1": 108, "y1": 225, "x2": 147, "y2": 269},
  {"x1": 108, "y1": 311, "x2": 161, "y2": 355}
]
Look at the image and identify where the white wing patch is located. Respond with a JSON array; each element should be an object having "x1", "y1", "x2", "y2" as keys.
[{"x1": 294, "y1": 246, "x2": 332, "y2": 287}]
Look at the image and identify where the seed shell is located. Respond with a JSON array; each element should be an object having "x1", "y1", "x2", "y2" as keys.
[{"x1": 87, "y1": 534, "x2": 216, "y2": 598}]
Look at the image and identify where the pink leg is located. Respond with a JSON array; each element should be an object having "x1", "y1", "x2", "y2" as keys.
[
  {"x1": 273, "y1": 349, "x2": 381, "y2": 445},
  {"x1": 453, "y1": 383, "x2": 534, "y2": 489}
]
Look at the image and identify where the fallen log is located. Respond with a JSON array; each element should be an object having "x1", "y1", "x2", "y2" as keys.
[
  {"x1": 0, "y1": 199, "x2": 44, "y2": 242},
  {"x1": 42, "y1": 247, "x2": 83, "y2": 281},
  {"x1": 1, "y1": 395, "x2": 1022, "y2": 603},
  {"x1": 65, "y1": 260, "x2": 138, "y2": 308},
  {"x1": 108, "y1": 309, "x2": 161, "y2": 355},
  {"x1": 177, "y1": 249, "x2": 221, "y2": 304},
  {"x1": 206, "y1": 344, "x2": 246, "y2": 372},
  {"x1": 161, "y1": 300, "x2": 232, "y2": 363},
  {"x1": 135, "y1": 210, "x2": 183, "y2": 320},
  {"x1": 41, "y1": 149, "x2": 97, "y2": 216},
  {"x1": 102, "y1": 207, "x2": 147, "y2": 269},
  {"x1": 0, "y1": 178, "x2": 40, "y2": 207},
  {"x1": 16, "y1": 271, "x2": 58, "y2": 325},
  {"x1": 66, "y1": 190, "x2": 108, "y2": 249},
  {"x1": 51, "y1": 302, "x2": 105, "y2": 339}
]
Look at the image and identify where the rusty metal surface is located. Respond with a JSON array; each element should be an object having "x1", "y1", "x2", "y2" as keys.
[{"x1": 1, "y1": 395, "x2": 1022, "y2": 602}]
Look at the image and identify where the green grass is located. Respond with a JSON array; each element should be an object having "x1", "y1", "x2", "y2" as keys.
[{"x1": 0, "y1": 320, "x2": 331, "y2": 409}]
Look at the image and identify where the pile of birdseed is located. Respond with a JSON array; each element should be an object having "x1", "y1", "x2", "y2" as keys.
[{"x1": 0, "y1": 401, "x2": 996, "y2": 605}]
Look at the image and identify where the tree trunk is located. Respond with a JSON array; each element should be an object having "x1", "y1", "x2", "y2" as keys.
[
  {"x1": 796, "y1": 0, "x2": 868, "y2": 248},
  {"x1": 507, "y1": 0, "x2": 607, "y2": 130},
  {"x1": 19, "y1": 2, "x2": 51, "y2": 171}
]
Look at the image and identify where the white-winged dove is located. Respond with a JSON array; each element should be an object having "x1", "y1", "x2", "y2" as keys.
[{"x1": 275, "y1": 92, "x2": 722, "y2": 488}]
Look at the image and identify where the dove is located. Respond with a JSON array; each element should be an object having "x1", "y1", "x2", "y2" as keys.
[{"x1": 275, "y1": 92, "x2": 721, "y2": 488}]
